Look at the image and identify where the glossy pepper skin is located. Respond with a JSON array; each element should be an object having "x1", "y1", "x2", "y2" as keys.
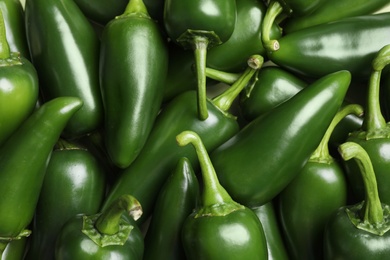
[
  {"x1": 324, "y1": 142, "x2": 390, "y2": 259},
  {"x1": 210, "y1": 70, "x2": 351, "y2": 207},
  {"x1": 143, "y1": 157, "x2": 199, "y2": 260},
  {"x1": 55, "y1": 195, "x2": 144, "y2": 260},
  {"x1": 283, "y1": 0, "x2": 390, "y2": 33},
  {"x1": 0, "y1": 97, "x2": 83, "y2": 254},
  {"x1": 99, "y1": 0, "x2": 169, "y2": 169},
  {"x1": 25, "y1": 0, "x2": 103, "y2": 138},
  {"x1": 0, "y1": 9, "x2": 39, "y2": 147},
  {"x1": 0, "y1": 0, "x2": 29, "y2": 59},
  {"x1": 101, "y1": 55, "x2": 263, "y2": 225},
  {"x1": 177, "y1": 131, "x2": 268, "y2": 260},
  {"x1": 251, "y1": 202, "x2": 289, "y2": 260},
  {"x1": 206, "y1": 0, "x2": 281, "y2": 73},
  {"x1": 267, "y1": 12, "x2": 390, "y2": 79},
  {"x1": 164, "y1": 0, "x2": 237, "y2": 120},
  {"x1": 278, "y1": 104, "x2": 363, "y2": 260},
  {"x1": 2, "y1": 237, "x2": 28, "y2": 260},
  {"x1": 25, "y1": 139, "x2": 107, "y2": 260},
  {"x1": 344, "y1": 44, "x2": 390, "y2": 206}
]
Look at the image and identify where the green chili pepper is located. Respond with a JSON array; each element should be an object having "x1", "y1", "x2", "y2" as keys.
[
  {"x1": 55, "y1": 194, "x2": 144, "y2": 260},
  {"x1": 344, "y1": 44, "x2": 390, "y2": 206},
  {"x1": 0, "y1": 97, "x2": 83, "y2": 256},
  {"x1": 323, "y1": 142, "x2": 390, "y2": 259},
  {"x1": 267, "y1": 12, "x2": 390, "y2": 79},
  {"x1": 0, "y1": 10, "x2": 38, "y2": 147},
  {"x1": 206, "y1": 0, "x2": 281, "y2": 73},
  {"x1": 143, "y1": 157, "x2": 199, "y2": 260},
  {"x1": 278, "y1": 104, "x2": 364, "y2": 260},
  {"x1": 2, "y1": 237, "x2": 27, "y2": 260},
  {"x1": 25, "y1": 139, "x2": 107, "y2": 260},
  {"x1": 163, "y1": 0, "x2": 237, "y2": 120},
  {"x1": 100, "y1": 0, "x2": 168, "y2": 169},
  {"x1": 101, "y1": 55, "x2": 263, "y2": 225},
  {"x1": 176, "y1": 130, "x2": 268, "y2": 260},
  {"x1": 210, "y1": 70, "x2": 351, "y2": 207},
  {"x1": 0, "y1": 0, "x2": 29, "y2": 59},
  {"x1": 251, "y1": 202, "x2": 289, "y2": 260},
  {"x1": 25, "y1": 0, "x2": 103, "y2": 138},
  {"x1": 283, "y1": 0, "x2": 390, "y2": 33}
]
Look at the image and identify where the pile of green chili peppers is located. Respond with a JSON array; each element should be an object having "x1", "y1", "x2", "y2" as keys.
[{"x1": 1, "y1": 0, "x2": 390, "y2": 259}]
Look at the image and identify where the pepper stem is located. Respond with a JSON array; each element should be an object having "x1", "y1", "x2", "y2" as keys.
[
  {"x1": 310, "y1": 104, "x2": 364, "y2": 163},
  {"x1": 363, "y1": 44, "x2": 390, "y2": 133},
  {"x1": 205, "y1": 67, "x2": 240, "y2": 85},
  {"x1": 211, "y1": 55, "x2": 264, "y2": 112},
  {"x1": 261, "y1": 0, "x2": 283, "y2": 51},
  {"x1": 122, "y1": 0, "x2": 150, "y2": 17},
  {"x1": 338, "y1": 142, "x2": 383, "y2": 225},
  {"x1": 95, "y1": 194, "x2": 142, "y2": 235},
  {"x1": 0, "y1": 10, "x2": 10, "y2": 60},
  {"x1": 176, "y1": 131, "x2": 243, "y2": 217}
]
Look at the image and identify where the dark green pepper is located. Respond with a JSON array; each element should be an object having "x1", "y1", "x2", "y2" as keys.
[
  {"x1": 278, "y1": 104, "x2": 363, "y2": 260},
  {"x1": 99, "y1": 0, "x2": 169, "y2": 169},
  {"x1": 25, "y1": 0, "x2": 103, "y2": 138},
  {"x1": 100, "y1": 55, "x2": 263, "y2": 225},
  {"x1": 163, "y1": 0, "x2": 237, "y2": 120},
  {"x1": 267, "y1": 12, "x2": 390, "y2": 79},
  {"x1": 0, "y1": 97, "x2": 83, "y2": 256},
  {"x1": 0, "y1": 10, "x2": 39, "y2": 147},
  {"x1": 344, "y1": 44, "x2": 390, "y2": 206},
  {"x1": 176, "y1": 130, "x2": 268, "y2": 260},
  {"x1": 0, "y1": 0, "x2": 29, "y2": 59},
  {"x1": 55, "y1": 195, "x2": 144, "y2": 260},
  {"x1": 25, "y1": 139, "x2": 107, "y2": 260},
  {"x1": 323, "y1": 142, "x2": 390, "y2": 259},
  {"x1": 143, "y1": 157, "x2": 199, "y2": 260},
  {"x1": 210, "y1": 70, "x2": 351, "y2": 207}
]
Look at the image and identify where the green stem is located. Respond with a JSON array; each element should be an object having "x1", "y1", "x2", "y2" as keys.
[
  {"x1": 176, "y1": 131, "x2": 243, "y2": 216},
  {"x1": 310, "y1": 104, "x2": 364, "y2": 163},
  {"x1": 261, "y1": 0, "x2": 283, "y2": 51},
  {"x1": 211, "y1": 55, "x2": 264, "y2": 112},
  {"x1": 205, "y1": 67, "x2": 240, "y2": 85},
  {"x1": 338, "y1": 142, "x2": 383, "y2": 224},
  {"x1": 363, "y1": 44, "x2": 390, "y2": 132},
  {"x1": 0, "y1": 10, "x2": 10, "y2": 60},
  {"x1": 122, "y1": 0, "x2": 150, "y2": 17},
  {"x1": 95, "y1": 194, "x2": 142, "y2": 235},
  {"x1": 192, "y1": 36, "x2": 209, "y2": 120}
]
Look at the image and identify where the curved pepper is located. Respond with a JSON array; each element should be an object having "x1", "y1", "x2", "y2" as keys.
[
  {"x1": 164, "y1": 0, "x2": 237, "y2": 120},
  {"x1": 176, "y1": 130, "x2": 268, "y2": 260},
  {"x1": 0, "y1": 97, "x2": 83, "y2": 256},
  {"x1": 210, "y1": 70, "x2": 351, "y2": 207},
  {"x1": 55, "y1": 194, "x2": 144, "y2": 260},
  {"x1": 143, "y1": 157, "x2": 199, "y2": 260},
  {"x1": 323, "y1": 142, "x2": 390, "y2": 259},
  {"x1": 267, "y1": 12, "x2": 390, "y2": 79},
  {"x1": 0, "y1": 0, "x2": 29, "y2": 59},
  {"x1": 278, "y1": 104, "x2": 364, "y2": 260},
  {"x1": 25, "y1": 0, "x2": 103, "y2": 138},
  {"x1": 99, "y1": 0, "x2": 169, "y2": 169},
  {"x1": 25, "y1": 139, "x2": 107, "y2": 260},
  {"x1": 344, "y1": 44, "x2": 390, "y2": 206},
  {"x1": 100, "y1": 55, "x2": 263, "y2": 225},
  {"x1": 2, "y1": 237, "x2": 27, "y2": 260}
]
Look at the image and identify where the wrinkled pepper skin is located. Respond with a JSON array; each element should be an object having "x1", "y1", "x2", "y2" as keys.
[
  {"x1": 25, "y1": 0, "x2": 103, "y2": 138},
  {"x1": 210, "y1": 70, "x2": 351, "y2": 207},
  {"x1": 268, "y1": 12, "x2": 390, "y2": 79},
  {"x1": 0, "y1": 0, "x2": 30, "y2": 58},
  {"x1": 143, "y1": 157, "x2": 199, "y2": 260},
  {"x1": 25, "y1": 139, "x2": 107, "y2": 260},
  {"x1": 101, "y1": 90, "x2": 239, "y2": 225},
  {"x1": 206, "y1": 0, "x2": 281, "y2": 73},
  {"x1": 99, "y1": 0, "x2": 169, "y2": 169},
  {"x1": 283, "y1": 0, "x2": 390, "y2": 33},
  {"x1": 0, "y1": 97, "x2": 83, "y2": 241},
  {"x1": 251, "y1": 202, "x2": 289, "y2": 260}
]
